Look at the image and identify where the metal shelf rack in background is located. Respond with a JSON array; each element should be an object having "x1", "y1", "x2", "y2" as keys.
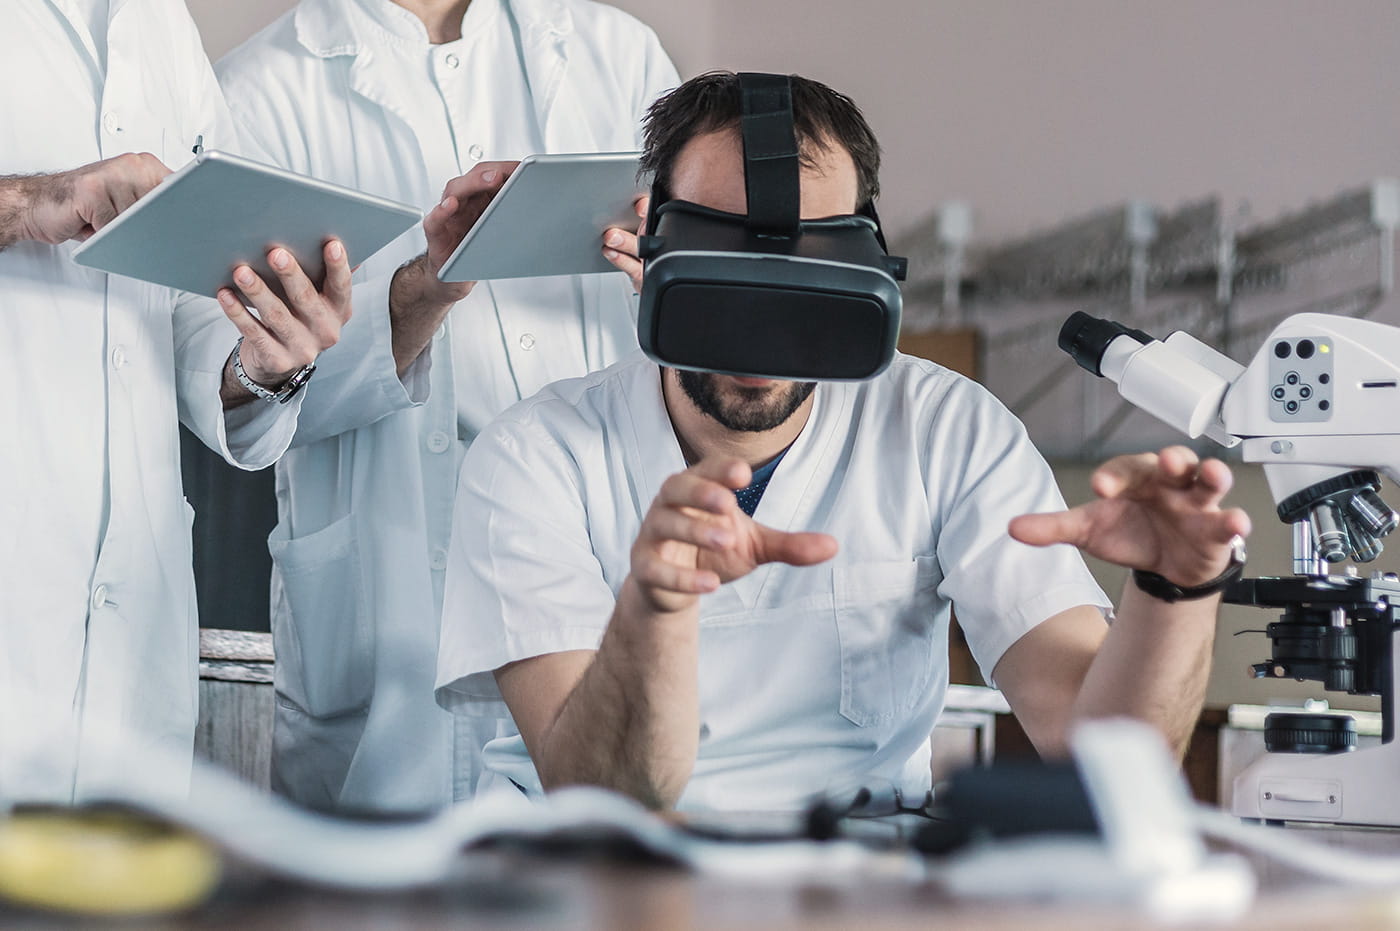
[{"x1": 893, "y1": 179, "x2": 1400, "y2": 461}]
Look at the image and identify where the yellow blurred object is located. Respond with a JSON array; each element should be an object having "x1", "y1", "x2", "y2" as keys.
[{"x1": 0, "y1": 808, "x2": 221, "y2": 916}]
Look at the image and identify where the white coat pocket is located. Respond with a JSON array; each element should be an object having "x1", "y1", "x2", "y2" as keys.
[
  {"x1": 267, "y1": 513, "x2": 372, "y2": 718},
  {"x1": 833, "y1": 557, "x2": 942, "y2": 727}
]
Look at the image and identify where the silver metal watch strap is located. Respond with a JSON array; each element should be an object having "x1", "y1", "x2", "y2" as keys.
[{"x1": 229, "y1": 336, "x2": 316, "y2": 404}]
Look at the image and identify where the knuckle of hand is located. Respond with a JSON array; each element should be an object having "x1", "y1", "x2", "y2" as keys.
[
  {"x1": 313, "y1": 321, "x2": 340, "y2": 350},
  {"x1": 289, "y1": 283, "x2": 316, "y2": 308}
]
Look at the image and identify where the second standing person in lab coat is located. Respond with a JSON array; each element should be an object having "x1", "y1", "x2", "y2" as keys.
[{"x1": 216, "y1": 0, "x2": 678, "y2": 813}]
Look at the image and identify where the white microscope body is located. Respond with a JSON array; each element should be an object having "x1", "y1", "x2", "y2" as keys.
[{"x1": 1061, "y1": 311, "x2": 1400, "y2": 827}]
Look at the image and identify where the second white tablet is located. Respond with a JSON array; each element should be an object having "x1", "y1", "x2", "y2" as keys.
[{"x1": 436, "y1": 152, "x2": 645, "y2": 282}]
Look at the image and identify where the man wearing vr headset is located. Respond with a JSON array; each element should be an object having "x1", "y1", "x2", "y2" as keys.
[{"x1": 435, "y1": 72, "x2": 1249, "y2": 812}]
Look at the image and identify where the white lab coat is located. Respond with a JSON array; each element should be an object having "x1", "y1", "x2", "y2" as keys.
[
  {"x1": 217, "y1": 0, "x2": 678, "y2": 812},
  {"x1": 0, "y1": 0, "x2": 304, "y2": 802},
  {"x1": 438, "y1": 353, "x2": 1113, "y2": 812}
]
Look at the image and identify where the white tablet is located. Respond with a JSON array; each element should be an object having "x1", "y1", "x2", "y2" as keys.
[
  {"x1": 72, "y1": 150, "x2": 421, "y2": 303},
  {"x1": 436, "y1": 152, "x2": 645, "y2": 282}
]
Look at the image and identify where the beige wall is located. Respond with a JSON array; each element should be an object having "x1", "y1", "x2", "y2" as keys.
[{"x1": 189, "y1": 0, "x2": 1400, "y2": 241}]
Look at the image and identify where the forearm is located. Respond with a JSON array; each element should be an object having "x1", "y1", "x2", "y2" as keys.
[
  {"x1": 1071, "y1": 581, "x2": 1218, "y2": 757},
  {"x1": 219, "y1": 352, "x2": 257, "y2": 410},
  {"x1": 388, "y1": 255, "x2": 465, "y2": 377},
  {"x1": 530, "y1": 578, "x2": 701, "y2": 809},
  {"x1": 0, "y1": 176, "x2": 39, "y2": 250}
]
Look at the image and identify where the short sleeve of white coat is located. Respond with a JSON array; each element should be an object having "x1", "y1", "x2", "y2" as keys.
[
  {"x1": 436, "y1": 406, "x2": 617, "y2": 713},
  {"x1": 929, "y1": 380, "x2": 1112, "y2": 685}
]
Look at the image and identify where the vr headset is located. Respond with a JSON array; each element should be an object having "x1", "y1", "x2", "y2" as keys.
[{"x1": 636, "y1": 72, "x2": 907, "y2": 381}]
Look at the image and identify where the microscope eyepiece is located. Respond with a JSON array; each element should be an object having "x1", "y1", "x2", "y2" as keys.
[{"x1": 1058, "y1": 312, "x2": 1152, "y2": 377}]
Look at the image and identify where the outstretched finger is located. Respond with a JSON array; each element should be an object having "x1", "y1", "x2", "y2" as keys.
[
  {"x1": 1008, "y1": 507, "x2": 1096, "y2": 549},
  {"x1": 759, "y1": 529, "x2": 839, "y2": 567},
  {"x1": 1087, "y1": 451, "x2": 1158, "y2": 500},
  {"x1": 1213, "y1": 507, "x2": 1252, "y2": 543},
  {"x1": 1185, "y1": 457, "x2": 1235, "y2": 506},
  {"x1": 1153, "y1": 445, "x2": 1204, "y2": 489}
]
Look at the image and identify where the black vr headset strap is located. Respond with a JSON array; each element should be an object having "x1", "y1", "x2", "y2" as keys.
[
  {"x1": 737, "y1": 72, "x2": 801, "y2": 237},
  {"x1": 859, "y1": 200, "x2": 909, "y2": 281}
]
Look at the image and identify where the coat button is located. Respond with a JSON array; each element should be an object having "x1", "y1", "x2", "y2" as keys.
[
  {"x1": 518, "y1": 333, "x2": 536, "y2": 351},
  {"x1": 91, "y1": 584, "x2": 110, "y2": 610},
  {"x1": 468, "y1": 144, "x2": 484, "y2": 161},
  {"x1": 102, "y1": 111, "x2": 121, "y2": 134},
  {"x1": 444, "y1": 53, "x2": 460, "y2": 69},
  {"x1": 427, "y1": 431, "x2": 451, "y2": 454},
  {"x1": 111, "y1": 346, "x2": 127, "y2": 369}
]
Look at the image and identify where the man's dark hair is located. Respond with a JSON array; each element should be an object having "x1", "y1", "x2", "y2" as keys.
[{"x1": 640, "y1": 71, "x2": 881, "y2": 211}]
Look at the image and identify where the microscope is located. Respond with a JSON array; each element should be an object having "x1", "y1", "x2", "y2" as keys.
[{"x1": 1060, "y1": 311, "x2": 1400, "y2": 827}]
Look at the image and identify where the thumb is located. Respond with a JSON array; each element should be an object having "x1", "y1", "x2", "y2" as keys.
[
  {"x1": 1008, "y1": 509, "x2": 1092, "y2": 549},
  {"x1": 759, "y1": 528, "x2": 839, "y2": 567}
]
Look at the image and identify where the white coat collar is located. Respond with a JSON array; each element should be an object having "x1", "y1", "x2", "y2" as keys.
[
  {"x1": 291, "y1": 0, "x2": 576, "y2": 147},
  {"x1": 292, "y1": 0, "x2": 573, "y2": 59}
]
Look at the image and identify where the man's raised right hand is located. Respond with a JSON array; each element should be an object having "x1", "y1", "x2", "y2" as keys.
[{"x1": 629, "y1": 457, "x2": 838, "y2": 615}]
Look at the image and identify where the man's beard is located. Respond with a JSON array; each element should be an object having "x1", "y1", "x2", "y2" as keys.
[{"x1": 677, "y1": 370, "x2": 816, "y2": 432}]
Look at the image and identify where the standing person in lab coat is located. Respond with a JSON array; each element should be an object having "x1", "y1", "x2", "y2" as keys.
[
  {"x1": 0, "y1": 0, "x2": 354, "y2": 802},
  {"x1": 216, "y1": 0, "x2": 677, "y2": 813},
  {"x1": 436, "y1": 72, "x2": 1251, "y2": 812}
]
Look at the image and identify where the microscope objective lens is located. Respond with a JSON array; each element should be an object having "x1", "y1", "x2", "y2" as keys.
[
  {"x1": 1310, "y1": 503, "x2": 1351, "y2": 563},
  {"x1": 1350, "y1": 490, "x2": 1400, "y2": 536}
]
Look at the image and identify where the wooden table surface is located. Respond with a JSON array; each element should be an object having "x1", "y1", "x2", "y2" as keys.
[{"x1": 6, "y1": 824, "x2": 1400, "y2": 930}]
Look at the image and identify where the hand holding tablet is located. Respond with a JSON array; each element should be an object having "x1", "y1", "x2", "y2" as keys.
[
  {"x1": 435, "y1": 152, "x2": 645, "y2": 282},
  {"x1": 72, "y1": 150, "x2": 421, "y2": 304},
  {"x1": 67, "y1": 150, "x2": 413, "y2": 395}
]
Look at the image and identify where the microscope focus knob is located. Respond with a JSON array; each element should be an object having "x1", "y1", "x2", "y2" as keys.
[{"x1": 1263, "y1": 712, "x2": 1357, "y2": 754}]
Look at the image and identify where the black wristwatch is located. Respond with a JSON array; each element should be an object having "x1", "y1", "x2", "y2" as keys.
[{"x1": 1131, "y1": 535, "x2": 1247, "y2": 603}]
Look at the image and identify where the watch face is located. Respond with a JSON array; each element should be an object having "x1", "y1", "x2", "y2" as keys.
[{"x1": 275, "y1": 363, "x2": 317, "y2": 403}]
